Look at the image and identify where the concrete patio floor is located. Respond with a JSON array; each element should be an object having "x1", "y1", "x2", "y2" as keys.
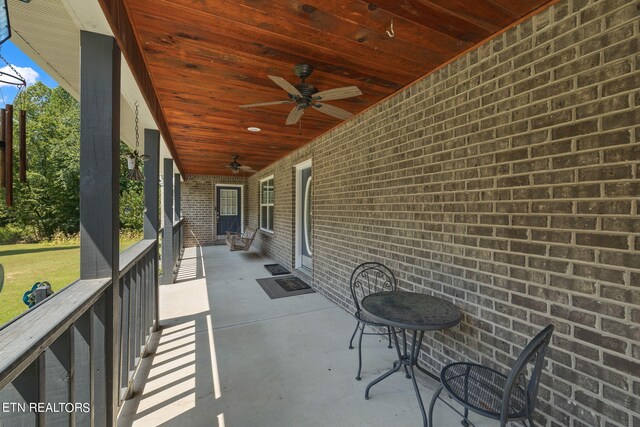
[{"x1": 117, "y1": 245, "x2": 499, "y2": 427}]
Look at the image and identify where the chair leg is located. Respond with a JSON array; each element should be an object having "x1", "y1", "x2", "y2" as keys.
[
  {"x1": 349, "y1": 321, "x2": 360, "y2": 349},
  {"x1": 428, "y1": 385, "x2": 443, "y2": 427},
  {"x1": 527, "y1": 412, "x2": 536, "y2": 427},
  {"x1": 387, "y1": 326, "x2": 392, "y2": 349},
  {"x1": 461, "y1": 408, "x2": 469, "y2": 427},
  {"x1": 356, "y1": 323, "x2": 365, "y2": 381}
]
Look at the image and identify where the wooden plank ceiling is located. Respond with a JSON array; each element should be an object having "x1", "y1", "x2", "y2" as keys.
[{"x1": 114, "y1": 0, "x2": 556, "y2": 176}]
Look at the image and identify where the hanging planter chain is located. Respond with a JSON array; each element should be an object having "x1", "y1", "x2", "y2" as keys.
[{"x1": 125, "y1": 102, "x2": 149, "y2": 182}]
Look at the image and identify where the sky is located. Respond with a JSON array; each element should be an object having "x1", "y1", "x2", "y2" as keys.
[{"x1": 0, "y1": 41, "x2": 57, "y2": 105}]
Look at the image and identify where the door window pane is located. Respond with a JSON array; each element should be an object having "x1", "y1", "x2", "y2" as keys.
[{"x1": 220, "y1": 189, "x2": 238, "y2": 216}]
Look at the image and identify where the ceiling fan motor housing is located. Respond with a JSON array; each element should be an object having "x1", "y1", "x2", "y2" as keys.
[
  {"x1": 290, "y1": 83, "x2": 318, "y2": 108},
  {"x1": 293, "y1": 63, "x2": 313, "y2": 80},
  {"x1": 291, "y1": 64, "x2": 317, "y2": 108}
]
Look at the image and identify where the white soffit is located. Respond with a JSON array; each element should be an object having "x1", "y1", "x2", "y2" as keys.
[
  {"x1": 8, "y1": 0, "x2": 80, "y2": 97},
  {"x1": 7, "y1": 0, "x2": 175, "y2": 168}
]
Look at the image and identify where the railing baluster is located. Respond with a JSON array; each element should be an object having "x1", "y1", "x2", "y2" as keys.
[
  {"x1": 0, "y1": 359, "x2": 39, "y2": 426},
  {"x1": 128, "y1": 269, "x2": 136, "y2": 383},
  {"x1": 145, "y1": 252, "x2": 151, "y2": 340},
  {"x1": 119, "y1": 272, "x2": 130, "y2": 401},
  {"x1": 153, "y1": 245, "x2": 160, "y2": 331},
  {"x1": 140, "y1": 255, "x2": 148, "y2": 353},
  {"x1": 38, "y1": 353, "x2": 44, "y2": 427},
  {"x1": 42, "y1": 330, "x2": 71, "y2": 426},
  {"x1": 91, "y1": 295, "x2": 107, "y2": 427},
  {"x1": 71, "y1": 313, "x2": 91, "y2": 427},
  {"x1": 134, "y1": 261, "x2": 142, "y2": 360}
]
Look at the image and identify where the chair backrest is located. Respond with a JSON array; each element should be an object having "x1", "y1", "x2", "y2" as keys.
[
  {"x1": 500, "y1": 324, "x2": 554, "y2": 425},
  {"x1": 243, "y1": 226, "x2": 257, "y2": 239},
  {"x1": 349, "y1": 262, "x2": 397, "y2": 313}
]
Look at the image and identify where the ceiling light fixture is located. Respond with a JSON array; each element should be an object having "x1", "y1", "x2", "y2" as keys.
[{"x1": 247, "y1": 127, "x2": 261, "y2": 132}]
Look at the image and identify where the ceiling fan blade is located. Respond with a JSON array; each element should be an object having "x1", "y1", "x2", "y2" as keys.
[
  {"x1": 312, "y1": 103, "x2": 353, "y2": 120},
  {"x1": 313, "y1": 86, "x2": 362, "y2": 101},
  {"x1": 268, "y1": 75, "x2": 302, "y2": 97},
  {"x1": 239, "y1": 165, "x2": 257, "y2": 172},
  {"x1": 286, "y1": 106, "x2": 304, "y2": 125},
  {"x1": 240, "y1": 100, "x2": 292, "y2": 108}
]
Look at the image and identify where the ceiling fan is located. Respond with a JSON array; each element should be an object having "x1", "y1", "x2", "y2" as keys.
[
  {"x1": 239, "y1": 64, "x2": 362, "y2": 125},
  {"x1": 226, "y1": 155, "x2": 256, "y2": 174}
]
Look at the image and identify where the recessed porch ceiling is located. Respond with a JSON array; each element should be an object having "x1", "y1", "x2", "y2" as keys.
[{"x1": 104, "y1": 0, "x2": 557, "y2": 176}]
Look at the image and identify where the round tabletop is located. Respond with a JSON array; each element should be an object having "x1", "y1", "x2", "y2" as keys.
[{"x1": 361, "y1": 291, "x2": 461, "y2": 331}]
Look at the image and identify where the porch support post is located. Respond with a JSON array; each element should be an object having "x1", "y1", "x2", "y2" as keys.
[
  {"x1": 79, "y1": 30, "x2": 120, "y2": 426},
  {"x1": 143, "y1": 130, "x2": 160, "y2": 239},
  {"x1": 174, "y1": 173, "x2": 182, "y2": 268},
  {"x1": 143, "y1": 129, "x2": 160, "y2": 330},
  {"x1": 162, "y1": 159, "x2": 174, "y2": 285},
  {"x1": 174, "y1": 173, "x2": 181, "y2": 220}
]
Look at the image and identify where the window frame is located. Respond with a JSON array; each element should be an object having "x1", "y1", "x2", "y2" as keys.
[{"x1": 259, "y1": 175, "x2": 275, "y2": 233}]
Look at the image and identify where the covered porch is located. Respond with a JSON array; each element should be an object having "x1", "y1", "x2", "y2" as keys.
[
  {"x1": 0, "y1": 0, "x2": 638, "y2": 426},
  {"x1": 117, "y1": 244, "x2": 486, "y2": 427}
]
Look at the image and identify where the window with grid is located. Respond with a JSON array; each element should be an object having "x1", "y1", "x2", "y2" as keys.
[
  {"x1": 260, "y1": 176, "x2": 274, "y2": 232},
  {"x1": 220, "y1": 189, "x2": 238, "y2": 216}
]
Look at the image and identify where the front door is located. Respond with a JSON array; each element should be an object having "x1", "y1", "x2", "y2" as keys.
[
  {"x1": 216, "y1": 186, "x2": 241, "y2": 238},
  {"x1": 297, "y1": 164, "x2": 312, "y2": 271}
]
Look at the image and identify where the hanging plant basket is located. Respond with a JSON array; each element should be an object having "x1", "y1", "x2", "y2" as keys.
[
  {"x1": 123, "y1": 102, "x2": 149, "y2": 182},
  {"x1": 126, "y1": 149, "x2": 148, "y2": 182}
]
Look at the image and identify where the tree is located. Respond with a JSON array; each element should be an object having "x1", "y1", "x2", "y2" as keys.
[
  {"x1": 0, "y1": 83, "x2": 81, "y2": 240},
  {"x1": 0, "y1": 83, "x2": 144, "y2": 241}
]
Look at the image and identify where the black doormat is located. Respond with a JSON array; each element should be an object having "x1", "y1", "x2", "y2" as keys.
[
  {"x1": 264, "y1": 263, "x2": 291, "y2": 276},
  {"x1": 256, "y1": 276, "x2": 315, "y2": 299},
  {"x1": 275, "y1": 276, "x2": 311, "y2": 291}
]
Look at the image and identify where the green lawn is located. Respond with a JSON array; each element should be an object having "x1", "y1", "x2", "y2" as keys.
[{"x1": 0, "y1": 237, "x2": 140, "y2": 326}]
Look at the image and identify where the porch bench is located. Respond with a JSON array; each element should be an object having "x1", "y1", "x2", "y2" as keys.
[{"x1": 226, "y1": 225, "x2": 257, "y2": 251}]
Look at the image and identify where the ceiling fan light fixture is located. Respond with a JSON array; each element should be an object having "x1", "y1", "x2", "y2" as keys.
[{"x1": 247, "y1": 126, "x2": 261, "y2": 132}]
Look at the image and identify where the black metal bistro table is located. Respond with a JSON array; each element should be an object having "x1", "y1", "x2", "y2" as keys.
[{"x1": 361, "y1": 291, "x2": 461, "y2": 427}]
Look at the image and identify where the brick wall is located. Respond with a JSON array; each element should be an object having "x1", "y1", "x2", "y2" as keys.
[
  {"x1": 181, "y1": 174, "x2": 247, "y2": 247},
  {"x1": 244, "y1": 1, "x2": 640, "y2": 425}
]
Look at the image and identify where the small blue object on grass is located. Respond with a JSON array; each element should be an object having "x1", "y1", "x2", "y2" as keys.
[{"x1": 22, "y1": 281, "x2": 53, "y2": 308}]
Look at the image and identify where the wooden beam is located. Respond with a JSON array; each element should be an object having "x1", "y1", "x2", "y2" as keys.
[
  {"x1": 79, "y1": 30, "x2": 121, "y2": 426},
  {"x1": 96, "y1": 0, "x2": 184, "y2": 176},
  {"x1": 162, "y1": 158, "x2": 174, "y2": 285}
]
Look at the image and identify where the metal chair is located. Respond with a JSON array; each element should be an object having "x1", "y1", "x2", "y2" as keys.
[
  {"x1": 428, "y1": 324, "x2": 554, "y2": 427},
  {"x1": 348, "y1": 262, "x2": 397, "y2": 380}
]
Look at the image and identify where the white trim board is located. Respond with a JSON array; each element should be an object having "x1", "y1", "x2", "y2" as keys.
[{"x1": 214, "y1": 183, "x2": 244, "y2": 236}]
